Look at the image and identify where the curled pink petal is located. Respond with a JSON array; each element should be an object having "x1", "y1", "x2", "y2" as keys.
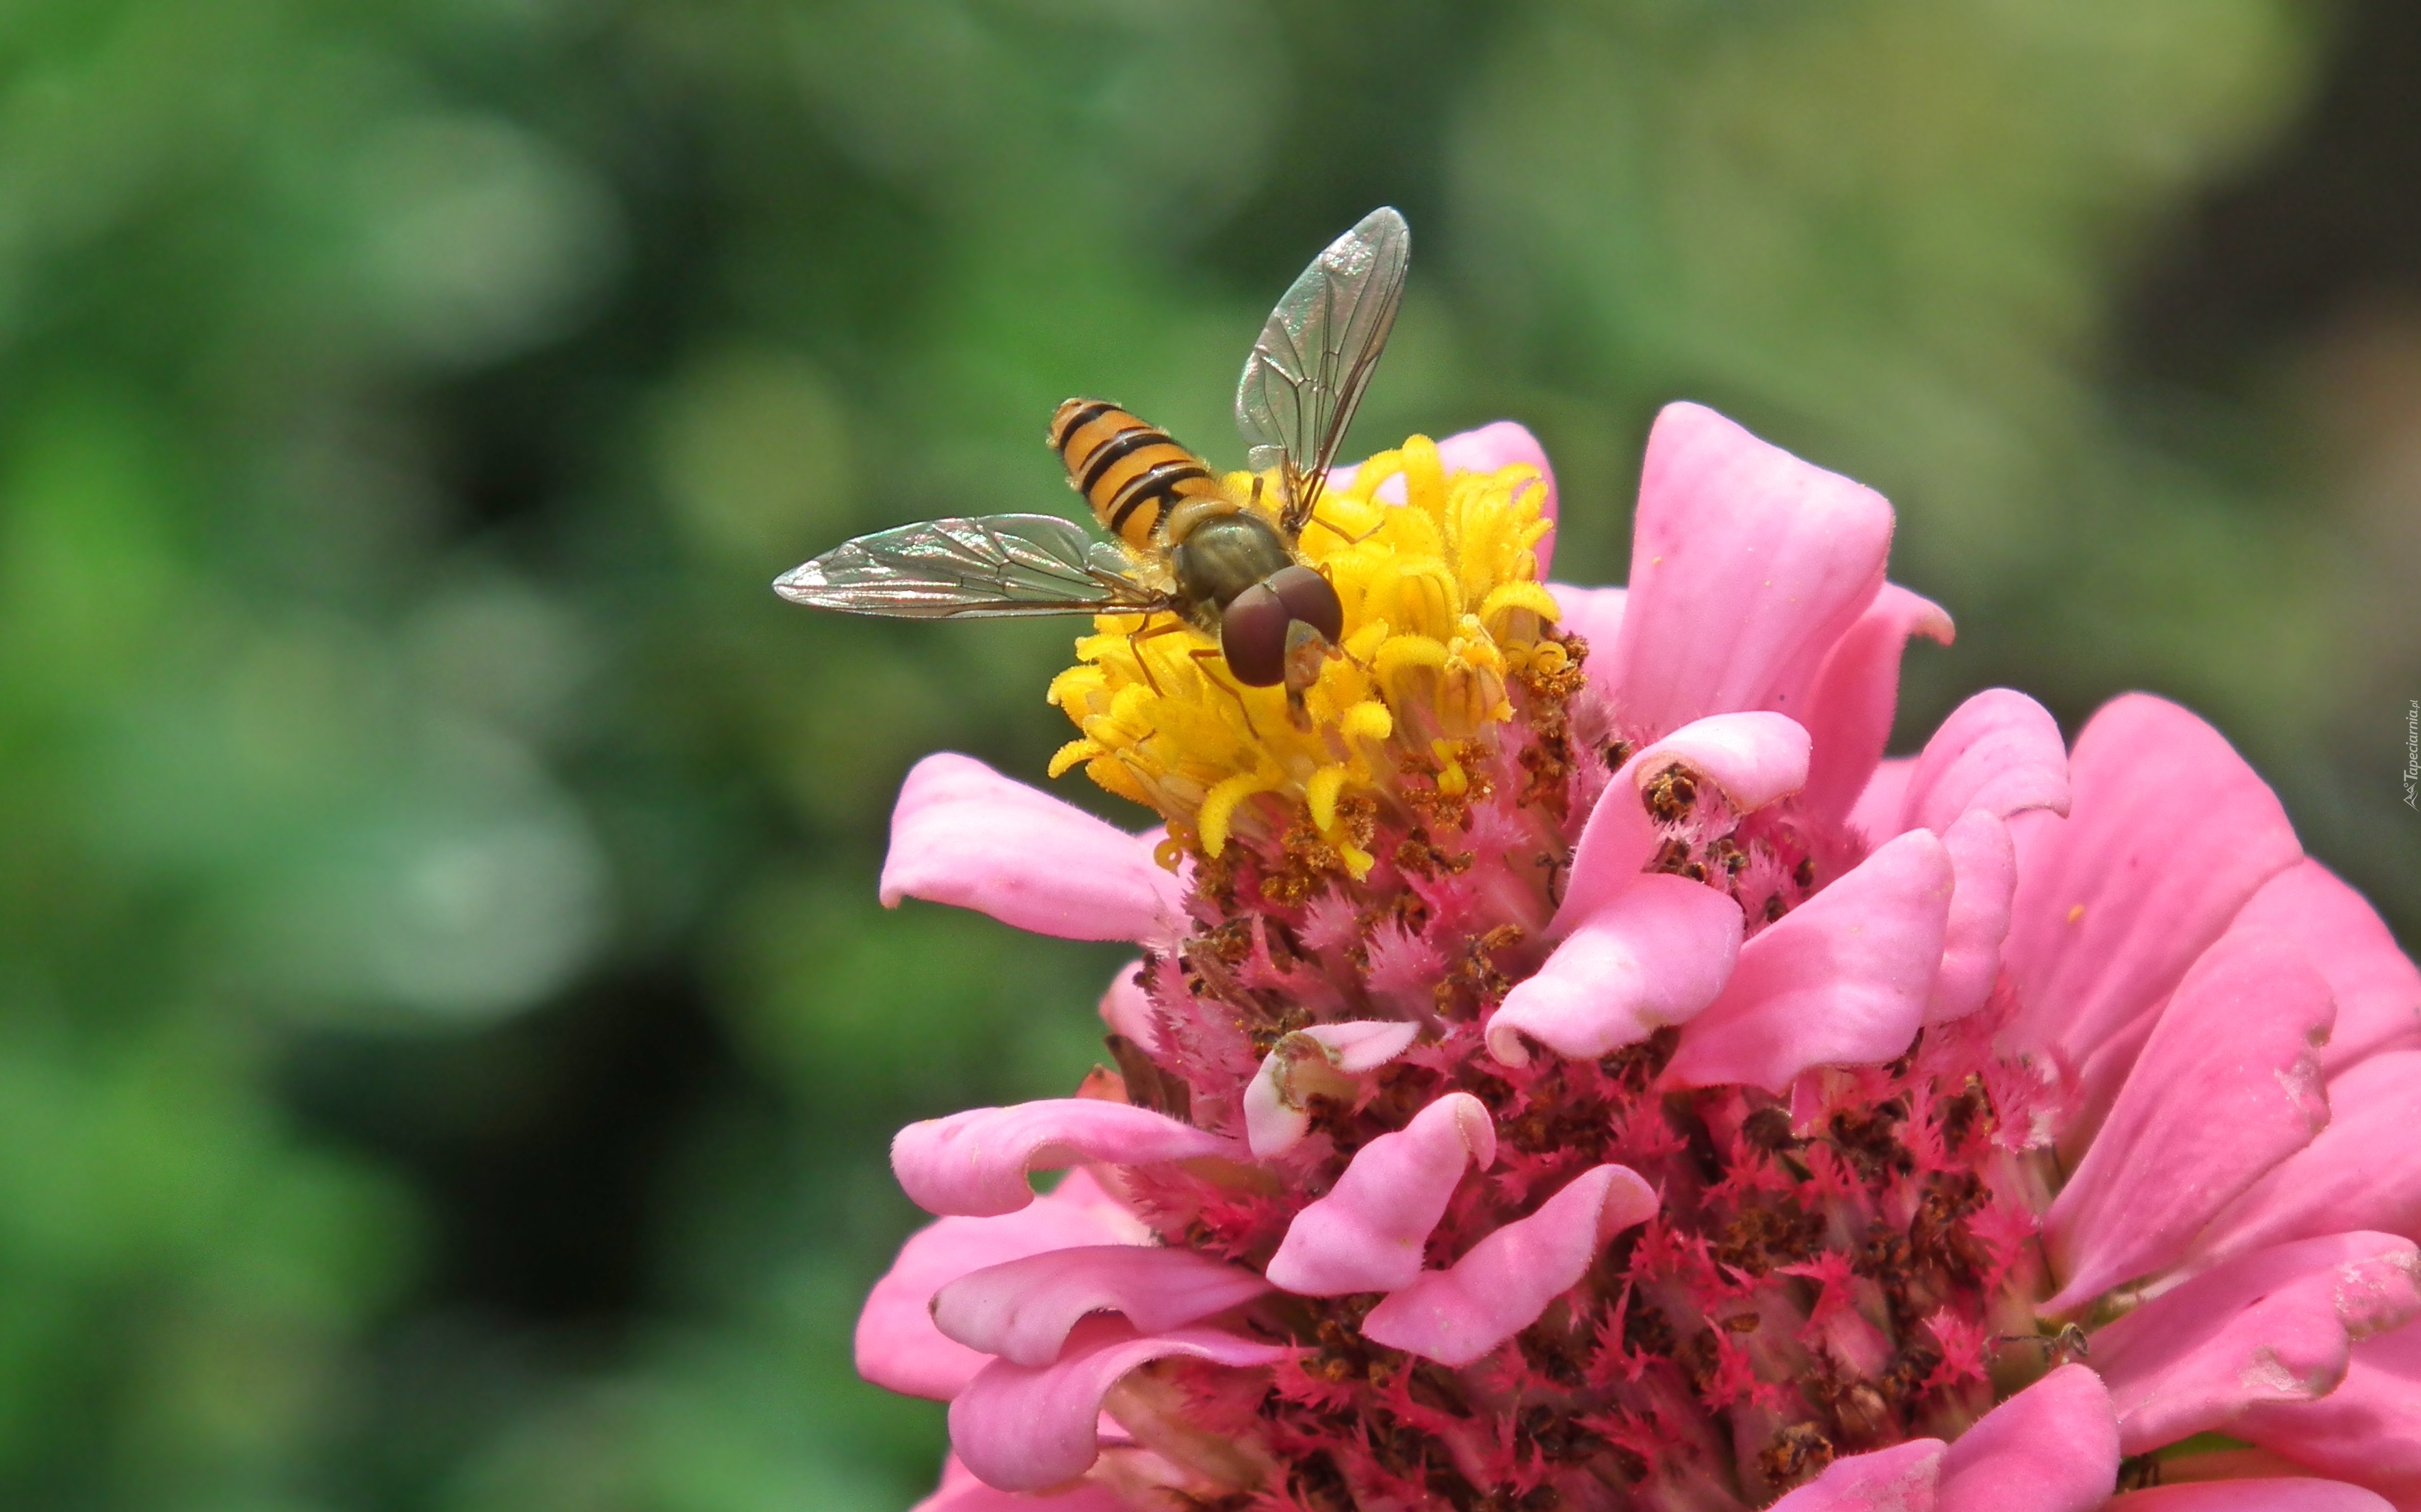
[
  {"x1": 1488, "y1": 875, "x2": 1742, "y2": 1066},
  {"x1": 1768, "y1": 1437, "x2": 1945, "y2": 1512},
  {"x1": 1629, "y1": 710, "x2": 1814, "y2": 814},
  {"x1": 2088, "y1": 1231, "x2": 2421, "y2": 1452},
  {"x1": 2233, "y1": 859, "x2": 2421, "y2": 1075},
  {"x1": 1850, "y1": 756, "x2": 1918, "y2": 844},
  {"x1": 1264, "y1": 1093, "x2": 1497, "y2": 1296},
  {"x1": 857, "y1": 1170, "x2": 1145, "y2": 1399},
  {"x1": 2108, "y1": 1483, "x2": 2398, "y2": 1512},
  {"x1": 2185, "y1": 1050, "x2": 2421, "y2": 1273},
  {"x1": 1361, "y1": 1164, "x2": 1657, "y2": 1366},
  {"x1": 933, "y1": 1244, "x2": 1273, "y2": 1366},
  {"x1": 1608, "y1": 401, "x2": 1895, "y2": 739},
  {"x1": 895, "y1": 1100, "x2": 1226, "y2": 1218},
  {"x1": 948, "y1": 1316, "x2": 1291, "y2": 1491},
  {"x1": 1934, "y1": 1364, "x2": 2117, "y2": 1512},
  {"x1": 2043, "y1": 926, "x2": 2334, "y2": 1312},
  {"x1": 1798, "y1": 584, "x2": 1955, "y2": 827},
  {"x1": 1901, "y1": 688, "x2": 2071, "y2": 835},
  {"x1": 1551, "y1": 712, "x2": 1807, "y2": 940},
  {"x1": 1551, "y1": 757, "x2": 1660, "y2": 935},
  {"x1": 912, "y1": 1455, "x2": 1132, "y2": 1512},
  {"x1": 1664, "y1": 829, "x2": 1953, "y2": 1093},
  {"x1": 2002, "y1": 695, "x2": 2302, "y2": 1080},
  {"x1": 1244, "y1": 1021, "x2": 1422, "y2": 1157},
  {"x1": 2232, "y1": 1320, "x2": 2421, "y2": 1497},
  {"x1": 1928, "y1": 810, "x2": 2017, "y2": 1024},
  {"x1": 883, "y1": 753, "x2": 1185, "y2": 943}
]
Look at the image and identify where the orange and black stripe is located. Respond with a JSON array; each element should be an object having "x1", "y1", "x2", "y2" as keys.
[{"x1": 1050, "y1": 398, "x2": 1223, "y2": 551}]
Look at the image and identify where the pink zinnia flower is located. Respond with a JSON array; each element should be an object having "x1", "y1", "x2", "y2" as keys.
[{"x1": 851, "y1": 404, "x2": 2421, "y2": 1511}]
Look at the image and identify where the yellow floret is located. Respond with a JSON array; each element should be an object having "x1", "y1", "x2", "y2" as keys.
[{"x1": 1046, "y1": 434, "x2": 1558, "y2": 869}]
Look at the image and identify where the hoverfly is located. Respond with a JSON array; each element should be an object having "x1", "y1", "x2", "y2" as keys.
[{"x1": 773, "y1": 208, "x2": 1411, "y2": 729}]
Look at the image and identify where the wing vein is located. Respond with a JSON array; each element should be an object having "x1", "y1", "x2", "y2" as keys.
[
  {"x1": 1235, "y1": 207, "x2": 1410, "y2": 538},
  {"x1": 773, "y1": 514, "x2": 1174, "y2": 621}
]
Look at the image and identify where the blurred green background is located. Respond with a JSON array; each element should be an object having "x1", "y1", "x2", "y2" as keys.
[{"x1": 1, "y1": 0, "x2": 2416, "y2": 1507}]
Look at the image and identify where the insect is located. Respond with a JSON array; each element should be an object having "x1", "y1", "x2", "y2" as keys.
[{"x1": 773, "y1": 207, "x2": 1411, "y2": 730}]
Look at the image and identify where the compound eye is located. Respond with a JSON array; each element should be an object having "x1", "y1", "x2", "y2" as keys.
[
  {"x1": 1268, "y1": 564, "x2": 1344, "y2": 644},
  {"x1": 1219, "y1": 582, "x2": 1289, "y2": 688}
]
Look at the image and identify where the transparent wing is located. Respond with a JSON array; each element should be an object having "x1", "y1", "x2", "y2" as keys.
[
  {"x1": 1234, "y1": 206, "x2": 1410, "y2": 537},
  {"x1": 772, "y1": 514, "x2": 1176, "y2": 620}
]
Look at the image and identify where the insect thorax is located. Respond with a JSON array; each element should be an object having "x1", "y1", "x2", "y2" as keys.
[{"x1": 1171, "y1": 510, "x2": 1294, "y2": 614}]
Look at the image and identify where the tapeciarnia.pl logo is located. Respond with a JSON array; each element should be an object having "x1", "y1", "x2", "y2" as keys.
[{"x1": 2406, "y1": 699, "x2": 2419, "y2": 811}]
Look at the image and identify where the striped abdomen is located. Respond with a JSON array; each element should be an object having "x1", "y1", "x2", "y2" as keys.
[{"x1": 1050, "y1": 399, "x2": 1224, "y2": 551}]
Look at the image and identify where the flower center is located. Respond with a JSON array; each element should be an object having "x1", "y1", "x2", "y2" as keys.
[
  {"x1": 1050, "y1": 440, "x2": 2058, "y2": 1509},
  {"x1": 1048, "y1": 434, "x2": 1559, "y2": 880}
]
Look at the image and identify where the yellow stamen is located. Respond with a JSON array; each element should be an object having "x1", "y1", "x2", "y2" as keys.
[
  {"x1": 1152, "y1": 833, "x2": 1187, "y2": 873},
  {"x1": 1048, "y1": 738, "x2": 1099, "y2": 779},
  {"x1": 1200, "y1": 767, "x2": 1281, "y2": 858},
  {"x1": 1307, "y1": 764, "x2": 1349, "y2": 833},
  {"x1": 1431, "y1": 737, "x2": 1469, "y2": 798}
]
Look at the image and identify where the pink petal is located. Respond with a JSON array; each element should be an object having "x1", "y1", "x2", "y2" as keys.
[
  {"x1": 1928, "y1": 811, "x2": 2017, "y2": 1024},
  {"x1": 1553, "y1": 584, "x2": 1627, "y2": 686},
  {"x1": 1333, "y1": 421, "x2": 1559, "y2": 570},
  {"x1": 948, "y1": 1316, "x2": 1290, "y2": 1492},
  {"x1": 2088, "y1": 1231, "x2": 2421, "y2": 1452},
  {"x1": 1264, "y1": 1093, "x2": 1497, "y2": 1296},
  {"x1": 882, "y1": 753, "x2": 1186, "y2": 943},
  {"x1": 1663, "y1": 829, "x2": 1954, "y2": 1093},
  {"x1": 1607, "y1": 402, "x2": 1895, "y2": 740},
  {"x1": 857, "y1": 1170, "x2": 1145, "y2": 1400},
  {"x1": 1445, "y1": 420, "x2": 1559, "y2": 574},
  {"x1": 1551, "y1": 711, "x2": 1810, "y2": 939},
  {"x1": 1934, "y1": 1365, "x2": 2118, "y2": 1512},
  {"x1": 2184, "y1": 1050, "x2": 2421, "y2": 1275},
  {"x1": 1245, "y1": 1021, "x2": 1423, "y2": 1157},
  {"x1": 894, "y1": 1100, "x2": 1226, "y2": 1218},
  {"x1": 2233, "y1": 860, "x2": 2421, "y2": 1076},
  {"x1": 912, "y1": 1455, "x2": 1132, "y2": 1512},
  {"x1": 1798, "y1": 584, "x2": 1956, "y2": 828},
  {"x1": 1901, "y1": 689, "x2": 2072, "y2": 835},
  {"x1": 1437, "y1": 419, "x2": 1559, "y2": 495},
  {"x1": 2042, "y1": 926, "x2": 2335, "y2": 1313},
  {"x1": 933, "y1": 1244, "x2": 1273, "y2": 1366},
  {"x1": 1551, "y1": 757, "x2": 1660, "y2": 935},
  {"x1": 2232, "y1": 1321, "x2": 2421, "y2": 1494},
  {"x1": 2107, "y1": 1483, "x2": 2398, "y2": 1512},
  {"x1": 1096, "y1": 960, "x2": 1157, "y2": 1053},
  {"x1": 1360, "y1": 1164, "x2": 1657, "y2": 1365},
  {"x1": 1629, "y1": 710, "x2": 1815, "y2": 813},
  {"x1": 1769, "y1": 1437, "x2": 1945, "y2": 1512},
  {"x1": 2001, "y1": 695, "x2": 2303, "y2": 1082},
  {"x1": 1850, "y1": 756, "x2": 1919, "y2": 844},
  {"x1": 1488, "y1": 874, "x2": 1742, "y2": 1066}
]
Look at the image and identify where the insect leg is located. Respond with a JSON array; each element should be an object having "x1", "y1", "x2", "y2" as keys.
[
  {"x1": 1304, "y1": 510, "x2": 1384, "y2": 547},
  {"x1": 1124, "y1": 615, "x2": 1191, "y2": 695},
  {"x1": 1993, "y1": 1323, "x2": 2090, "y2": 1366},
  {"x1": 1186, "y1": 647, "x2": 1260, "y2": 740}
]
